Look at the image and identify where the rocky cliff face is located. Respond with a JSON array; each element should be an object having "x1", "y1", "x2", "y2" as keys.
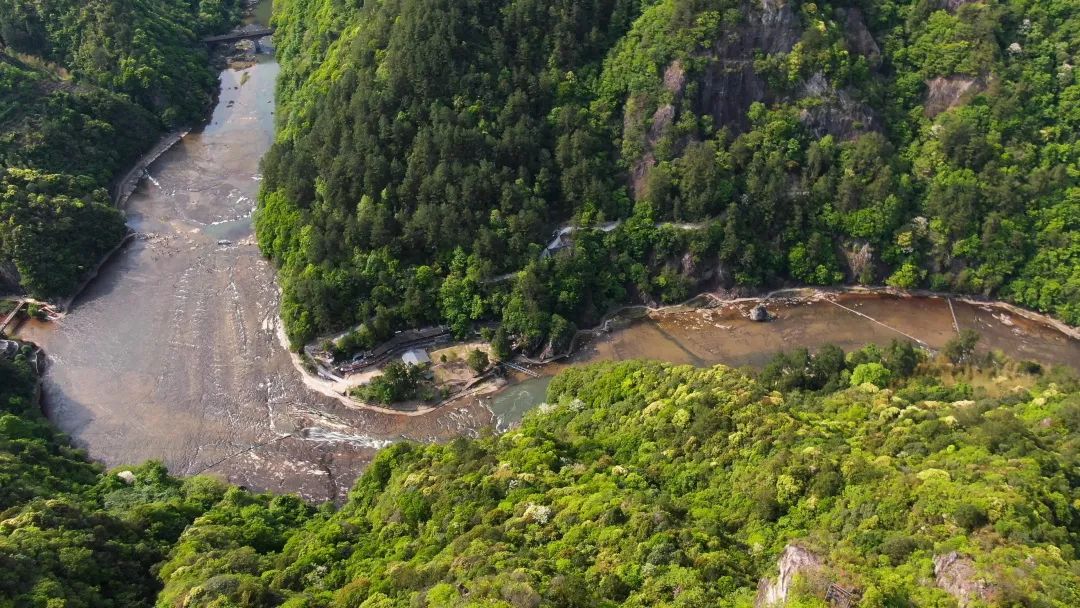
[
  {"x1": 842, "y1": 8, "x2": 880, "y2": 65},
  {"x1": 797, "y1": 72, "x2": 876, "y2": 140},
  {"x1": 627, "y1": 0, "x2": 882, "y2": 199},
  {"x1": 695, "y1": 0, "x2": 801, "y2": 134},
  {"x1": 924, "y1": 75, "x2": 985, "y2": 117},
  {"x1": 0, "y1": 260, "x2": 21, "y2": 295},
  {"x1": 933, "y1": 552, "x2": 996, "y2": 607},
  {"x1": 755, "y1": 544, "x2": 825, "y2": 607}
]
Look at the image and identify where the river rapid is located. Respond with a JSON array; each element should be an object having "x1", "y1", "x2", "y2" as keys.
[{"x1": 15, "y1": 5, "x2": 1080, "y2": 502}]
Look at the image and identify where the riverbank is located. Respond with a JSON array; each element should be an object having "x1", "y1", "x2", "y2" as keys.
[
  {"x1": 52, "y1": 232, "x2": 138, "y2": 312},
  {"x1": 281, "y1": 284, "x2": 1079, "y2": 423},
  {"x1": 276, "y1": 318, "x2": 508, "y2": 416}
]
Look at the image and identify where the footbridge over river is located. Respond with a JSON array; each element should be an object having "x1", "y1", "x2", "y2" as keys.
[{"x1": 202, "y1": 27, "x2": 274, "y2": 44}]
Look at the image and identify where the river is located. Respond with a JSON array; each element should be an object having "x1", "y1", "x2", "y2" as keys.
[
  {"x1": 486, "y1": 292, "x2": 1080, "y2": 430},
  {"x1": 16, "y1": 4, "x2": 494, "y2": 502},
  {"x1": 14, "y1": 4, "x2": 1080, "y2": 502}
]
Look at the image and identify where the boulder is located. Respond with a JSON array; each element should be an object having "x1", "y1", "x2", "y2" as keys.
[
  {"x1": 116, "y1": 470, "x2": 137, "y2": 484},
  {"x1": 750, "y1": 304, "x2": 771, "y2": 322}
]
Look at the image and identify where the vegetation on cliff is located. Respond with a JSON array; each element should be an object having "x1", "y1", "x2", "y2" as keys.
[
  {"x1": 3, "y1": 336, "x2": 1078, "y2": 606},
  {"x1": 0, "y1": 0, "x2": 243, "y2": 298},
  {"x1": 258, "y1": 0, "x2": 1080, "y2": 351}
]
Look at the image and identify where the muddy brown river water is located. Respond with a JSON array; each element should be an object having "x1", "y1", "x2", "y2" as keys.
[
  {"x1": 15, "y1": 7, "x2": 1080, "y2": 502},
  {"x1": 17, "y1": 21, "x2": 494, "y2": 501},
  {"x1": 485, "y1": 293, "x2": 1080, "y2": 430}
]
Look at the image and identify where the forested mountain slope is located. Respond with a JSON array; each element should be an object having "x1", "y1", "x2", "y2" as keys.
[
  {"x1": 259, "y1": 0, "x2": 1080, "y2": 351},
  {"x1": 151, "y1": 354, "x2": 1080, "y2": 608},
  {"x1": 2, "y1": 336, "x2": 1078, "y2": 607},
  {"x1": 0, "y1": 0, "x2": 242, "y2": 297}
]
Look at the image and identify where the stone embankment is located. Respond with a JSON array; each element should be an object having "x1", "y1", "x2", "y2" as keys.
[{"x1": 113, "y1": 130, "x2": 188, "y2": 208}]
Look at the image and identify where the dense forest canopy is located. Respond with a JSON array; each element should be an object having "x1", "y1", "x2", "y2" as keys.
[
  {"x1": 259, "y1": 0, "x2": 1080, "y2": 352},
  {"x1": 2, "y1": 337, "x2": 1078, "y2": 606},
  {"x1": 0, "y1": 0, "x2": 242, "y2": 298}
]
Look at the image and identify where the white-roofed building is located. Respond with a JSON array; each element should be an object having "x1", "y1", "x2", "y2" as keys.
[{"x1": 401, "y1": 349, "x2": 431, "y2": 366}]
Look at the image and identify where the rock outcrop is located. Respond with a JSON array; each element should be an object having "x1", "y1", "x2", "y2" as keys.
[
  {"x1": 0, "y1": 260, "x2": 22, "y2": 294},
  {"x1": 625, "y1": 0, "x2": 883, "y2": 196},
  {"x1": 755, "y1": 544, "x2": 824, "y2": 606},
  {"x1": 842, "y1": 241, "x2": 875, "y2": 282},
  {"x1": 924, "y1": 75, "x2": 984, "y2": 118},
  {"x1": 797, "y1": 74, "x2": 876, "y2": 140},
  {"x1": 662, "y1": 59, "x2": 687, "y2": 97},
  {"x1": 842, "y1": 8, "x2": 880, "y2": 65},
  {"x1": 933, "y1": 552, "x2": 996, "y2": 607},
  {"x1": 696, "y1": 0, "x2": 800, "y2": 134}
]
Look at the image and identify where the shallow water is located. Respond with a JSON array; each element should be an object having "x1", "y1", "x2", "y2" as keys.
[
  {"x1": 483, "y1": 293, "x2": 1080, "y2": 427},
  {"x1": 487, "y1": 377, "x2": 553, "y2": 432}
]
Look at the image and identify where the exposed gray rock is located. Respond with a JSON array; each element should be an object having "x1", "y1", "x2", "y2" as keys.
[
  {"x1": 798, "y1": 86, "x2": 876, "y2": 140},
  {"x1": 696, "y1": 0, "x2": 800, "y2": 133},
  {"x1": 842, "y1": 241, "x2": 875, "y2": 283},
  {"x1": 802, "y1": 72, "x2": 831, "y2": 97},
  {"x1": 924, "y1": 75, "x2": 984, "y2": 118},
  {"x1": 759, "y1": 0, "x2": 802, "y2": 54},
  {"x1": 0, "y1": 260, "x2": 22, "y2": 294},
  {"x1": 755, "y1": 544, "x2": 824, "y2": 607},
  {"x1": 680, "y1": 252, "x2": 696, "y2": 276},
  {"x1": 943, "y1": 0, "x2": 979, "y2": 12},
  {"x1": 649, "y1": 104, "x2": 676, "y2": 143},
  {"x1": 933, "y1": 552, "x2": 996, "y2": 607},
  {"x1": 843, "y1": 8, "x2": 880, "y2": 65},
  {"x1": 663, "y1": 59, "x2": 687, "y2": 96},
  {"x1": 116, "y1": 470, "x2": 137, "y2": 484},
  {"x1": 750, "y1": 304, "x2": 771, "y2": 322}
]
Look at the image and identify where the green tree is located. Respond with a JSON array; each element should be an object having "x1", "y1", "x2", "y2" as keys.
[
  {"x1": 943, "y1": 329, "x2": 980, "y2": 366},
  {"x1": 850, "y1": 362, "x2": 892, "y2": 388},
  {"x1": 466, "y1": 349, "x2": 489, "y2": 374}
]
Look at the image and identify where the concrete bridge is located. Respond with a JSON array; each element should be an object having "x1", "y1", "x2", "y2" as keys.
[{"x1": 202, "y1": 27, "x2": 274, "y2": 44}]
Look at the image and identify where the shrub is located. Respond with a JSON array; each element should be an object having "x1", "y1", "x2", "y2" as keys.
[{"x1": 851, "y1": 362, "x2": 893, "y2": 388}]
